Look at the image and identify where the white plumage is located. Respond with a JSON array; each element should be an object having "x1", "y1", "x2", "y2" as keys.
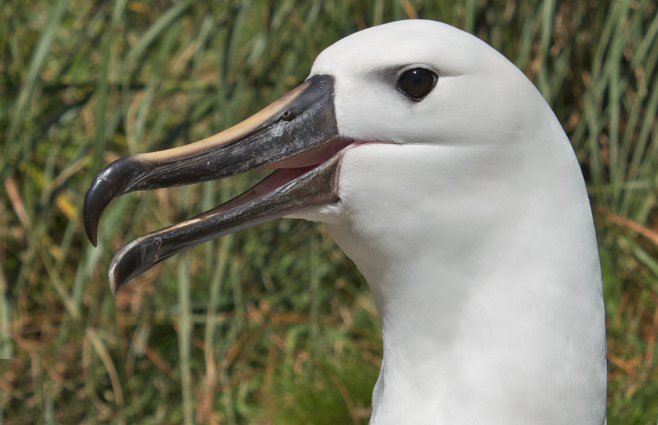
[{"x1": 291, "y1": 20, "x2": 607, "y2": 424}]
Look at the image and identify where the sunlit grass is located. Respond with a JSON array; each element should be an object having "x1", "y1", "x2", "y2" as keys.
[{"x1": 0, "y1": 0, "x2": 657, "y2": 423}]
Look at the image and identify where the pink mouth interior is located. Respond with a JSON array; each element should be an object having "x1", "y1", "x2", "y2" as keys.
[
  {"x1": 210, "y1": 138, "x2": 355, "y2": 215},
  {"x1": 260, "y1": 137, "x2": 354, "y2": 170}
]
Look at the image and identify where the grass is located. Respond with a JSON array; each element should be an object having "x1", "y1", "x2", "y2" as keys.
[{"x1": 0, "y1": 0, "x2": 657, "y2": 423}]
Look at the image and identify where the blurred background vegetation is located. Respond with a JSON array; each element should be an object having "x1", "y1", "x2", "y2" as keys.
[{"x1": 0, "y1": 0, "x2": 657, "y2": 423}]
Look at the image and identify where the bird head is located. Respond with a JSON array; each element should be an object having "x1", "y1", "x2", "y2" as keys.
[{"x1": 84, "y1": 20, "x2": 573, "y2": 293}]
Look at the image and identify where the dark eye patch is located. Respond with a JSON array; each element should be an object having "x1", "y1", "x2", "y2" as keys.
[{"x1": 397, "y1": 68, "x2": 438, "y2": 100}]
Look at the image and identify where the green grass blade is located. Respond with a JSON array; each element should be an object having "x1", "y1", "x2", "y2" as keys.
[
  {"x1": 2, "y1": 0, "x2": 71, "y2": 177},
  {"x1": 0, "y1": 267, "x2": 12, "y2": 360},
  {"x1": 178, "y1": 256, "x2": 194, "y2": 425},
  {"x1": 537, "y1": 0, "x2": 557, "y2": 98},
  {"x1": 124, "y1": 0, "x2": 198, "y2": 69},
  {"x1": 464, "y1": 0, "x2": 477, "y2": 33}
]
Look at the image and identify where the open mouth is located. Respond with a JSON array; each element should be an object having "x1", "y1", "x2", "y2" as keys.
[{"x1": 84, "y1": 75, "x2": 352, "y2": 293}]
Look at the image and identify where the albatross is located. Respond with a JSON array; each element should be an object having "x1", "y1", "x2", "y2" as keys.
[{"x1": 84, "y1": 20, "x2": 607, "y2": 424}]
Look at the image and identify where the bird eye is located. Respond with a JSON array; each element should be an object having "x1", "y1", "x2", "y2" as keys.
[{"x1": 397, "y1": 68, "x2": 437, "y2": 100}]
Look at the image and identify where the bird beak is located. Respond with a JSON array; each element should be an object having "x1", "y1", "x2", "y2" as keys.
[{"x1": 84, "y1": 75, "x2": 348, "y2": 293}]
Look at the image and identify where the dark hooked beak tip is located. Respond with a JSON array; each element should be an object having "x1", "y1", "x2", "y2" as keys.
[
  {"x1": 83, "y1": 194, "x2": 99, "y2": 247},
  {"x1": 108, "y1": 240, "x2": 143, "y2": 294},
  {"x1": 84, "y1": 174, "x2": 108, "y2": 248},
  {"x1": 84, "y1": 174, "x2": 109, "y2": 247},
  {"x1": 108, "y1": 254, "x2": 130, "y2": 294},
  {"x1": 84, "y1": 156, "x2": 150, "y2": 247}
]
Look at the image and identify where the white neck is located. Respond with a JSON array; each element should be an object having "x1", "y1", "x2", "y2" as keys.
[{"x1": 323, "y1": 113, "x2": 607, "y2": 424}]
